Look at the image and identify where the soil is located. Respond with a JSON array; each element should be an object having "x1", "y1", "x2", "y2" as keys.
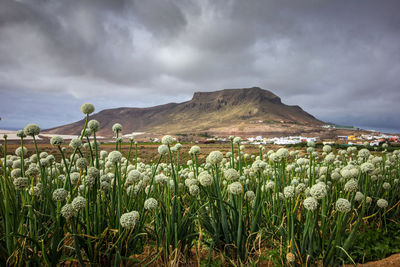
[{"x1": 346, "y1": 253, "x2": 400, "y2": 267}]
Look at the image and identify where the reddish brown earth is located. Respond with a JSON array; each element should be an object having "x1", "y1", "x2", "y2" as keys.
[{"x1": 349, "y1": 253, "x2": 400, "y2": 267}]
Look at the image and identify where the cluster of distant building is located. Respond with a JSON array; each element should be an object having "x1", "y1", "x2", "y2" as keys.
[
  {"x1": 193, "y1": 134, "x2": 399, "y2": 146},
  {"x1": 194, "y1": 136, "x2": 318, "y2": 145},
  {"x1": 338, "y1": 134, "x2": 399, "y2": 146}
]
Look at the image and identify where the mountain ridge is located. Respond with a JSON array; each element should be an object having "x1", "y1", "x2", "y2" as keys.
[{"x1": 45, "y1": 87, "x2": 323, "y2": 137}]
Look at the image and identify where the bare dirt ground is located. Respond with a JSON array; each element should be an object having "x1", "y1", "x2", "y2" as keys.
[
  {"x1": 349, "y1": 253, "x2": 400, "y2": 267},
  {"x1": 2, "y1": 142, "x2": 282, "y2": 163}
]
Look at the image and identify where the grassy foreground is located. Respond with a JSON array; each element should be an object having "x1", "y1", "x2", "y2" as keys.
[{"x1": 1, "y1": 104, "x2": 399, "y2": 266}]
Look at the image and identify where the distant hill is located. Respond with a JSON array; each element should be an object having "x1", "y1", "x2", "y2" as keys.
[{"x1": 46, "y1": 87, "x2": 325, "y2": 137}]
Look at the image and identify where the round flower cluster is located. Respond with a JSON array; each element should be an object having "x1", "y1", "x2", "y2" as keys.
[
  {"x1": 325, "y1": 154, "x2": 335, "y2": 163},
  {"x1": 303, "y1": 197, "x2": 318, "y2": 211},
  {"x1": 382, "y1": 182, "x2": 391, "y2": 190},
  {"x1": 112, "y1": 123, "x2": 122, "y2": 133},
  {"x1": 108, "y1": 151, "x2": 122, "y2": 163},
  {"x1": 24, "y1": 123, "x2": 40, "y2": 136},
  {"x1": 144, "y1": 198, "x2": 158, "y2": 210},
  {"x1": 251, "y1": 160, "x2": 264, "y2": 172},
  {"x1": 185, "y1": 178, "x2": 197, "y2": 187},
  {"x1": 189, "y1": 145, "x2": 201, "y2": 155},
  {"x1": 11, "y1": 169, "x2": 21, "y2": 178},
  {"x1": 319, "y1": 167, "x2": 328, "y2": 176},
  {"x1": 87, "y1": 167, "x2": 99, "y2": 178},
  {"x1": 71, "y1": 196, "x2": 86, "y2": 210},
  {"x1": 340, "y1": 165, "x2": 359, "y2": 179},
  {"x1": 307, "y1": 141, "x2": 315, "y2": 147},
  {"x1": 286, "y1": 252, "x2": 296, "y2": 263},
  {"x1": 15, "y1": 147, "x2": 28, "y2": 157},
  {"x1": 296, "y1": 183, "x2": 306, "y2": 194},
  {"x1": 198, "y1": 171, "x2": 213, "y2": 186},
  {"x1": 245, "y1": 190, "x2": 255, "y2": 201},
  {"x1": 310, "y1": 183, "x2": 327, "y2": 200},
  {"x1": 100, "y1": 181, "x2": 110, "y2": 191},
  {"x1": 224, "y1": 168, "x2": 239, "y2": 181},
  {"x1": 276, "y1": 148, "x2": 289, "y2": 159},
  {"x1": 283, "y1": 185, "x2": 295, "y2": 199},
  {"x1": 29, "y1": 185, "x2": 42, "y2": 196},
  {"x1": 377, "y1": 198, "x2": 388, "y2": 209},
  {"x1": 189, "y1": 184, "x2": 200, "y2": 196},
  {"x1": 323, "y1": 145, "x2": 332, "y2": 153},
  {"x1": 16, "y1": 130, "x2": 26, "y2": 138},
  {"x1": 52, "y1": 188, "x2": 68, "y2": 201},
  {"x1": 120, "y1": 211, "x2": 140, "y2": 228},
  {"x1": 13, "y1": 177, "x2": 29, "y2": 190},
  {"x1": 80, "y1": 103, "x2": 95, "y2": 114},
  {"x1": 207, "y1": 151, "x2": 223, "y2": 164},
  {"x1": 174, "y1": 143, "x2": 182, "y2": 150},
  {"x1": 354, "y1": 192, "x2": 364, "y2": 202},
  {"x1": 76, "y1": 158, "x2": 88, "y2": 169},
  {"x1": 358, "y1": 148, "x2": 370, "y2": 159},
  {"x1": 161, "y1": 135, "x2": 175, "y2": 145},
  {"x1": 82, "y1": 129, "x2": 92, "y2": 137},
  {"x1": 26, "y1": 166, "x2": 39, "y2": 178},
  {"x1": 88, "y1": 120, "x2": 99, "y2": 132},
  {"x1": 296, "y1": 158, "x2": 307, "y2": 166},
  {"x1": 268, "y1": 153, "x2": 278, "y2": 162},
  {"x1": 50, "y1": 136, "x2": 64, "y2": 146},
  {"x1": 128, "y1": 170, "x2": 141, "y2": 182},
  {"x1": 265, "y1": 181, "x2": 275, "y2": 191},
  {"x1": 61, "y1": 204, "x2": 76, "y2": 219},
  {"x1": 372, "y1": 156, "x2": 383, "y2": 164},
  {"x1": 100, "y1": 150, "x2": 108, "y2": 159},
  {"x1": 228, "y1": 182, "x2": 243, "y2": 195},
  {"x1": 335, "y1": 198, "x2": 351, "y2": 213},
  {"x1": 307, "y1": 147, "x2": 314, "y2": 154},
  {"x1": 70, "y1": 172, "x2": 80, "y2": 185},
  {"x1": 331, "y1": 172, "x2": 340, "y2": 181},
  {"x1": 69, "y1": 138, "x2": 82, "y2": 149},
  {"x1": 360, "y1": 162, "x2": 374, "y2": 174},
  {"x1": 233, "y1": 137, "x2": 241, "y2": 144},
  {"x1": 344, "y1": 179, "x2": 358, "y2": 193},
  {"x1": 158, "y1": 145, "x2": 169, "y2": 155}
]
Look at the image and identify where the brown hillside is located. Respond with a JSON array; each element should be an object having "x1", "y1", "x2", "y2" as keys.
[{"x1": 45, "y1": 87, "x2": 323, "y2": 137}]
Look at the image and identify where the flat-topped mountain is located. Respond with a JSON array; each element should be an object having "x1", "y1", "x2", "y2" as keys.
[{"x1": 46, "y1": 87, "x2": 324, "y2": 137}]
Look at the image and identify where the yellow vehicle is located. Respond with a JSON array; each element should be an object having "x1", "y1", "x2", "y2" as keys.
[{"x1": 348, "y1": 135, "x2": 357, "y2": 141}]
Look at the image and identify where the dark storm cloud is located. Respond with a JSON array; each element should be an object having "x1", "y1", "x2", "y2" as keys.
[{"x1": 0, "y1": 0, "x2": 399, "y2": 132}]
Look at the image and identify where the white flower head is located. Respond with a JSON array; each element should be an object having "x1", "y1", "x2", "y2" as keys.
[
  {"x1": 377, "y1": 198, "x2": 388, "y2": 209},
  {"x1": 120, "y1": 211, "x2": 140, "y2": 228},
  {"x1": 144, "y1": 198, "x2": 158, "y2": 210},
  {"x1": 224, "y1": 168, "x2": 239, "y2": 181},
  {"x1": 336, "y1": 198, "x2": 351, "y2": 213},
  {"x1": 283, "y1": 186, "x2": 295, "y2": 199},
  {"x1": 161, "y1": 135, "x2": 175, "y2": 145},
  {"x1": 303, "y1": 197, "x2": 318, "y2": 211},
  {"x1": 198, "y1": 171, "x2": 213, "y2": 186},
  {"x1": 108, "y1": 151, "x2": 122, "y2": 163},
  {"x1": 310, "y1": 183, "x2": 327, "y2": 200},
  {"x1": 207, "y1": 151, "x2": 223, "y2": 164},
  {"x1": 158, "y1": 145, "x2": 169, "y2": 155},
  {"x1": 228, "y1": 182, "x2": 243, "y2": 195},
  {"x1": 24, "y1": 123, "x2": 40, "y2": 136},
  {"x1": 80, "y1": 103, "x2": 95, "y2": 115},
  {"x1": 72, "y1": 196, "x2": 86, "y2": 210}
]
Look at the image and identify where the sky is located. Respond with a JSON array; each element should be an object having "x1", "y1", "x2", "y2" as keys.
[{"x1": 0, "y1": 0, "x2": 399, "y2": 133}]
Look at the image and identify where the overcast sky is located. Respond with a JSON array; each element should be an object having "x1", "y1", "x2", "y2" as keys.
[{"x1": 1, "y1": 0, "x2": 399, "y2": 133}]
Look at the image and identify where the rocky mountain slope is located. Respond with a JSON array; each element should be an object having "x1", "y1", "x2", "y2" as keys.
[{"x1": 45, "y1": 87, "x2": 324, "y2": 137}]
